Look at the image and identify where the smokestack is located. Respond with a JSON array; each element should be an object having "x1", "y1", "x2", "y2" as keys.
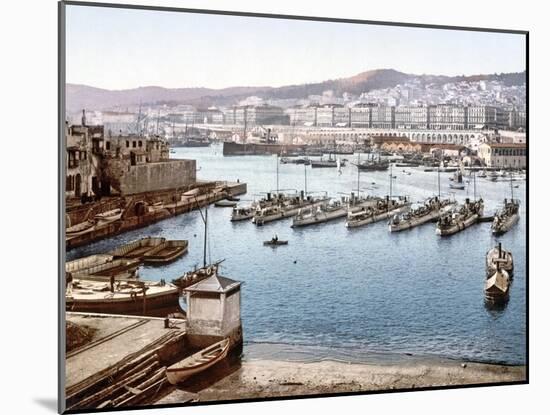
[{"x1": 81, "y1": 109, "x2": 86, "y2": 127}]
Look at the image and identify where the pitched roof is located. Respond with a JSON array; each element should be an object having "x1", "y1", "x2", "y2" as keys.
[{"x1": 185, "y1": 274, "x2": 241, "y2": 293}]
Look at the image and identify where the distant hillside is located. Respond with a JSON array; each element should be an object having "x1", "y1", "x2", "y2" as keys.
[{"x1": 66, "y1": 69, "x2": 526, "y2": 112}]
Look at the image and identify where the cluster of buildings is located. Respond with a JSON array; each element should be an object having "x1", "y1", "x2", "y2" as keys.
[{"x1": 65, "y1": 111, "x2": 196, "y2": 202}]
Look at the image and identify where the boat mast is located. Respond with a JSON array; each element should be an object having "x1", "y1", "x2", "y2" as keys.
[
  {"x1": 389, "y1": 163, "x2": 393, "y2": 199},
  {"x1": 473, "y1": 170, "x2": 477, "y2": 200},
  {"x1": 510, "y1": 174, "x2": 514, "y2": 201},
  {"x1": 276, "y1": 152, "x2": 279, "y2": 196},
  {"x1": 192, "y1": 195, "x2": 209, "y2": 268},
  {"x1": 437, "y1": 165, "x2": 441, "y2": 198},
  {"x1": 304, "y1": 162, "x2": 308, "y2": 195},
  {"x1": 203, "y1": 208, "x2": 208, "y2": 268},
  {"x1": 357, "y1": 153, "x2": 361, "y2": 195}
]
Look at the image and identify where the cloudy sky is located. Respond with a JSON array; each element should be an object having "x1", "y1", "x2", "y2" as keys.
[{"x1": 66, "y1": 4, "x2": 526, "y2": 90}]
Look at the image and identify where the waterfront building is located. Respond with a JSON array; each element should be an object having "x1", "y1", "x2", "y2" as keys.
[
  {"x1": 287, "y1": 106, "x2": 318, "y2": 126},
  {"x1": 478, "y1": 142, "x2": 527, "y2": 168},
  {"x1": 232, "y1": 104, "x2": 288, "y2": 126},
  {"x1": 350, "y1": 105, "x2": 371, "y2": 128},
  {"x1": 466, "y1": 105, "x2": 498, "y2": 129},
  {"x1": 371, "y1": 105, "x2": 395, "y2": 128},
  {"x1": 65, "y1": 119, "x2": 104, "y2": 200},
  {"x1": 65, "y1": 116, "x2": 197, "y2": 200},
  {"x1": 395, "y1": 106, "x2": 428, "y2": 129},
  {"x1": 428, "y1": 104, "x2": 468, "y2": 130}
]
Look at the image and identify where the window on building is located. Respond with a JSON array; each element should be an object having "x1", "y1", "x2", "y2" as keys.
[
  {"x1": 138, "y1": 140, "x2": 142, "y2": 147},
  {"x1": 132, "y1": 141, "x2": 136, "y2": 148},
  {"x1": 105, "y1": 141, "x2": 111, "y2": 151},
  {"x1": 126, "y1": 140, "x2": 129, "y2": 148}
]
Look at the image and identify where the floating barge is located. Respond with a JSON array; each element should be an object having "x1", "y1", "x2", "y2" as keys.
[
  {"x1": 142, "y1": 240, "x2": 189, "y2": 264},
  {"x1": 109, "y1": 237, "x2": 166, "y2": 260},
  {"x1": 66, "y1": 278, "x2": 181, "y2": 317}
]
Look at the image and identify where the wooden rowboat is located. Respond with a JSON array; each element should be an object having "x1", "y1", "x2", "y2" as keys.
[
  {"x1": 263, "y1": 240, "x2": 288, "y2": 246},
  {"x1": 142, "y1": 240, "x2": 189, "y2": 264},
  {"x1": 166, "y1": 338, "x2": 230, "y2": 385},
  {"x1": 215, "y1": 200, "x2": 237, "y2": 207}
]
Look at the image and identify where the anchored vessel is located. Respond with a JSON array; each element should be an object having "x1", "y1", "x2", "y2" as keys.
[
  {"x1": 492, "y1": 198, "x2": 520, "y2": 234},
  {"x1": 66, "y1": 277, "x2": 181, "y2": 317},
  {"x1": 230, "y1": 205, "x2": 254, "y2": 221},
  {"x1": 291, "y1": 199, "x2": 348, "y2": 227},
  {"x1": 252, "y1": 193, "x2": 329, "y2": 225},
  {"x1": 485, "y1": 267, "x2": 511, "y2": 305},
  {"x1": 356, "y1": 157, "x2": 390, "y2": 171},
  {"x1": 389, "y1": 196, "x2": 455, "y2": 232},
  {"x1": 436, "y1": 198, "x2": 484, "y2": 236},
  {"x1": 449, "y1": 170, "x2": 465, "y2": 190},
  {"x1": 486, "y1": 242, "x2": 514, "y2": 278},
  {"x1": 346, "y1": 196, "x2": 410, "y2": 228}
]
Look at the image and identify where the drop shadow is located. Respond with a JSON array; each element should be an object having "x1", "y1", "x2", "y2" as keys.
[{"x1": 33, "y1": 398, "x2": 57, "y2": 413}]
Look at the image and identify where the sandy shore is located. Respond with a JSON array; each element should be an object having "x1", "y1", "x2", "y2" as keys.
[{"x1": 159, "y1": 358, "x2": 526, "y2": 404}]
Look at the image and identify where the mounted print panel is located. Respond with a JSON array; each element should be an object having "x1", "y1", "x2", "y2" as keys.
[{"x1": 59, "y1": 1, "x2": 528, "y2": 413}]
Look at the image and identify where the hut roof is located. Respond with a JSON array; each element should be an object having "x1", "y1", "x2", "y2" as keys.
[{"x1": 185, "y1": 273, "x2": 241, "y2": 293}]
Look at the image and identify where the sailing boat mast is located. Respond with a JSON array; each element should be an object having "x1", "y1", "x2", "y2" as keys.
[
  {"x1": 203, "y1": 208, "x2": 208, "y2": 267},
  {"x1": 473, "y1": 170, "x2": 477, "y2": 200},
  {"x1": 437, "y1": 165, "x2": 441, "y2": 198},
  {"x1": 389, "y1": 163, "x2": 393, "y2": 199},
  {"x1": 276, "y1": 152, "x2": 279, "y2": 195},
  {"x1": 357, "y1": 153, "x2": 361, "y2": 195},
  {"x1": 304, "y1": 162, "x2": 308, "y2": 195},
  {"x1": 192, "y1": 195, "x2": 209, "y2": 268},
  {"x1": 510, "y1": 174, "x2": 514, "y2": 201}
]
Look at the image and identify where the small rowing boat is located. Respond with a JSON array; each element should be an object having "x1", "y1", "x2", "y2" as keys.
[
  {"x1": 142, "y1": 240, "x2": 189, "y2": 264},
  {"x1": 215, "y1": 199, "x2": 237, "y2": 208},
  {"x1": 166, "y1": 338, "x2": 230, "y2": 385},
  {"x1": 263, "y1": 239, "x2": 288, "y2": 246}
]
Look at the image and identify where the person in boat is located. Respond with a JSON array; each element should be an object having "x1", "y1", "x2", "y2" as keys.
[{"x1": 272, "y1": 234, "x2": 278, "y2": 243}]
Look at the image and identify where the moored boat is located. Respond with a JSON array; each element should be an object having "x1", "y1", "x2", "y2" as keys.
[
  {"x1": 252, "y1": 194, "x2": 329, "y2": 226},
  {"x1": 66, "y1": 278, "x2": 181, "y2": 317},
  {"x1": 485, "y1": 267, "x2": 510, "y2": 305},
  {"x1": 66, "y1": 220, "x2": 95, "y2": 238},
  {"x1": 214, "y1": 199, "x2": 237, "y2": 208},
  {"x1": 65, "y1": 254, "x2": 114, "y2": 274},
  {"x1": 486, "y1": 242, "x2": 514, "y2": 278},
  {"x1": 109, "y1": 237, "x2": 166, "y2": 259},
  {"x1": 94, "y1": 208, "x2": 123, "y2": 224},
  {"x1": 166, "y1": 338, "x2": 230, "y2": 385},
  {"x1": 70, "y1": 258, "x2": 141, "y2": 280},
  {"x1": 436, "y1": 198, "x2": 484, "y2": 236},
  {"x1": 449, "y1": 170, "x2": 465, "y2": 190},
  {"x1": 346, "y1": 196, "x2": 410, "y2": 228},
  {"x1": 389, "y1": 197, "x2": 455, "y2": 232},
  {"x1": 492, "y1": 198, "x2": 520, "y2": 234},
  {"x1": 142, "y1": 240, "x2": 189, "y2": 264},
  {"x1": 291, "y1": 199, "x2": 347, "y2": 227},
  {"x1": 230, "y1": 206, "x2": 254, "y2": 222}
]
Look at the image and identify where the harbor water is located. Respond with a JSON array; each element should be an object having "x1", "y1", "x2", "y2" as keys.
[{"x1": 68, "y1": 143, "x2": 527, "y2": 365}]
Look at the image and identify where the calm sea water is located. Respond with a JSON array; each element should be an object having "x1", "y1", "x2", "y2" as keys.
[{"x1": 68, "y1": 143, "x2": 527, "y2": 365}]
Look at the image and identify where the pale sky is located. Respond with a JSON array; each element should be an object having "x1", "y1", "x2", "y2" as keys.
[{"x1": 65, "y1": 4, "x2": 526, "y2": 90}]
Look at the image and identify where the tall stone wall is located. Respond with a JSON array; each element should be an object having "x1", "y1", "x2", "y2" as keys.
[{"x1": 119, "y1": 159, "x2": 196, "y2": 195}]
